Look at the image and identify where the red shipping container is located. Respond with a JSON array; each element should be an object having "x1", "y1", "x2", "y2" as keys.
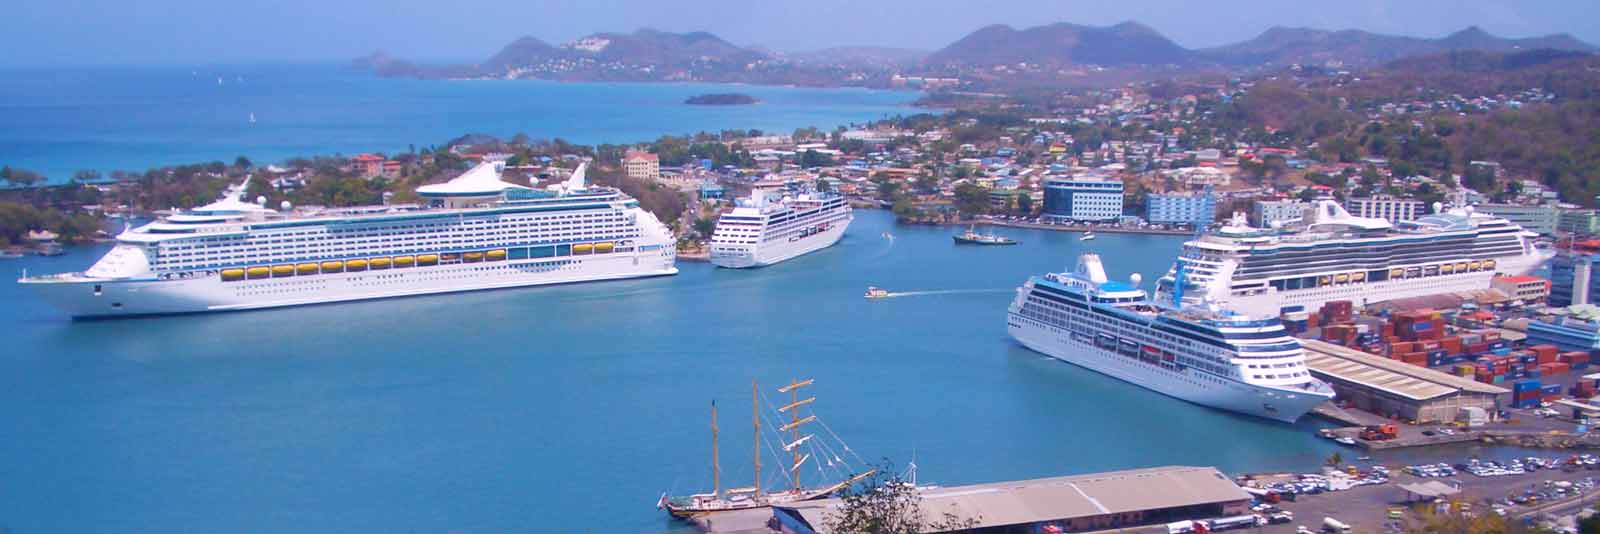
[
  {"x1": 1544, "y1": 395, "x2": 1563, "y2": 403},
  {"x1": 1561, "y1": 352, "x2": 1591, "y2": 366},
  {"x1": 1467, "y1": 343, "x2": 1489, "y2": 354}
]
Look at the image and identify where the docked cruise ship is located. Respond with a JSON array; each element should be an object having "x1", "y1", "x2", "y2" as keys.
[
  {"x1": 1007, "y1": 253, "x2": 1335, "y2": 422},
  {"x1": 708, "y1": 181, "x2": 851, "y2": 268},
  {"x1": 1156, "y1": 200, "x2": 1550, "y2": 318},
  {"x1": 20, "y1": 162, "x2": 678, "y2": 318}
]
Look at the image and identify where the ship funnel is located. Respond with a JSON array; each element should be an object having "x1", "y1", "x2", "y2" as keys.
[
  {"x1": 564, "y1": 162, "x2": 588, "y2": 191},
  {"x1": 1074, "y1": 253, "x2": 1109, "y2": 284}
]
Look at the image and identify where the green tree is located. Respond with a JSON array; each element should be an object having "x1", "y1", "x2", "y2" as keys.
[
  {"x1": 823, "y1": 462, "x2": 980, "y2": 534},
  {"x1": 691, "y1": 217, "x2": 716, "y2": 238},
  {"x1": 1016, "y1": 193, "x2": 1033, "y2": 215},
  {"x1": 953, "y1": 183, "x2": 990, "y2": 216}
]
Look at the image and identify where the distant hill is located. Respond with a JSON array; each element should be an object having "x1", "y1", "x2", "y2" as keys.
[
  {"x1": 924, "y1": 21, "x2": 1194, "y2": 67},
  {"x1": 482, "y1": 36, "x2": 563, "y2": 72},
  {"x1": 1203, "y1": 25, "x2": 1598, "y2": 67},
  {"x1": 788, "y1": 46, "x2": 928, "y2": 68}
]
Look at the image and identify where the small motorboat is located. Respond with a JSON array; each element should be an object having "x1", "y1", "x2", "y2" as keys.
[
  {"x1": 1079, "y1": 232, "x2": 1096, "y2": 241},
  {"x1": 864, "y1": 287, "x2": 891, "y2": 299},
  {"x1": 1334, "y1": 437, "x2": 1357, "y2": 446}
]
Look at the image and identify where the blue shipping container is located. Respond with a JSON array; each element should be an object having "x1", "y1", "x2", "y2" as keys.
[{"x1": 1515, "y1": 380, "x2": 1542, "y2": 392}]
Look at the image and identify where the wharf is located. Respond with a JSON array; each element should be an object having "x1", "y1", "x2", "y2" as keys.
[
  {"x1": 690, "y1": 507, "x2": 777, "y2": 534},
  {"x1": 975, "y1": 219, "x2": 1192, "y2": 236},
  {"x1": 676, "y1": 248, "x2": 711, "y2": 262}
]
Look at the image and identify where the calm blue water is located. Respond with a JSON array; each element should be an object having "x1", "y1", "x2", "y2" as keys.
[
  {"x1": 0, "y1": 64, "x2": 920, "y2": 181},
  {"x1": 0, "y1": 211, "x2": 1368, "y2": 533}
]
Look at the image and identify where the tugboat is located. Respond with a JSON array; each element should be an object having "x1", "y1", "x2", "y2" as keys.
[
  {"x1": 953, "y1": 226, "x2": 1017, "y2": 246},
  {"x1": 864, "y1": 287, "x2": 891, "y2": 299}
]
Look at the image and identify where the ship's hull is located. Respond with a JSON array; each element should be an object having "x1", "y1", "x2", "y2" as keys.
[
  {"x1": 24, "y1": 248, "x2": 676, "y2": 319},
  {"x1": 953, "y1": 236, "x2": 1017, "y2": 245},
  {"x1": 1007, "y1": 313, "x2": 1331, "y2": 423},
  {"x1": 711, "y1": 217, "x2": 850, "y2": 269}
]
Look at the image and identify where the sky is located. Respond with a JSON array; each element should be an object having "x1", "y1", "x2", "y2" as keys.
[{"x1": 2, "y1": 0, "x2": 1597, "y2": 66}]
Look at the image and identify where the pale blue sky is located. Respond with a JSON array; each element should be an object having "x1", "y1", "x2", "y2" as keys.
[{"x1": 3, "y1": 0, "x2": 1596, "y2": 65}]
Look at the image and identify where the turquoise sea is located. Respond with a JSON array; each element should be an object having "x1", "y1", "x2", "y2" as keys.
[
  {"x1": 0, "y1": 64, "x2": 920, "y2": 181},
  {"x1": 2, "y1": 210, "x2": 1458, "y2": 533}
]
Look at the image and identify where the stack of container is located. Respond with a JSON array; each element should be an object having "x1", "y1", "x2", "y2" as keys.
[
  {"x1": 1541, "y1": 384, "x2": 1564, "y2": 403},
  {"x1": 1539, "y1": 361, "x2": 1571, "y2": 377},
  {"x1": 1322, "y1": 324, "x2": 1358, "y2": 346},
  {"x1": 1320, "y1": 300, "x2": 1353, "y2": 325},
  {"x1": 1394, "y1": 309, "x2": 1444, "y2": 342},
  {"x1": 1560, "y1": 352, "x2": 1591, "y2": 370},
  {"x1": 1571, "y1": 380, "x2": 1598, "y2": 399},
  {"x1": 1513, "y1": 379, "x2": 1543, "y2": 409}
]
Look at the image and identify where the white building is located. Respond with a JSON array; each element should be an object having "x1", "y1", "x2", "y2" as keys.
[
  {"x1": 1345, "y1": 196, "x2": 1426, "y2": 223},
  {"x1": 1043, "y1": 176, "x2": 1124, "y2": 222},
  {"x1": 1251, "y1": 199, "x2": 1307, "y2": 228},
  {"x1": 624, "y1": 151, "x2": 660, "y2": 181}
]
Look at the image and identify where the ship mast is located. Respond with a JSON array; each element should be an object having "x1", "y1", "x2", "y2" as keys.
[
  {"x1": 752, "y1": 380, "x2": 761, "y2": 495},
  {"x1": 778, "y1": 378, "x2": 816, "y2": 492},
  {"x1": 711, "y1": 400, "x2": 721, "y2": 499}
]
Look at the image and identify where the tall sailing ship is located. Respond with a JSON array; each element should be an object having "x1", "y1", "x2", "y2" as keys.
[
  {"x1": 708, "y1": 180, "x2": 851, "y2": 268},
  {"x1": 20, "y1": 162, "x2": 678, "y2": 318},
  {"x1": 1008, "y1": 253, "x2": 1335, "y2": 422},
  {"x1": 660, "y1": 379, "x2": 873, "y2": 518},
  {"x1": 1155, "y1": 200, "x2": 1550, "y2": 318}
]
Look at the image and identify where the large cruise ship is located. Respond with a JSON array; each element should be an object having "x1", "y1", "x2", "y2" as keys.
[
  {"x1": 1156, "y1": 200, "x2": 1550, "y2": 318},
  {"x1": 21, "y1": 161, "x2": 678, "y2": 318},
  {"x1": 709, "y1": 181, "x2": 851, "y2": 268},
  {"x1": 1007, "y1": 253, "x2": 1335, "y2": 422}
]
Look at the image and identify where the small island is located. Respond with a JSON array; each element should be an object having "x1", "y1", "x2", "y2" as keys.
[{"x1": 684, "y1": 93, "x2": 758, "y2": 106}]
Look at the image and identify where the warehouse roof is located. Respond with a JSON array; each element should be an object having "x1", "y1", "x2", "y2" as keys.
[
  {"x1": 1301, "y1": 339, "x2": 1509, "y2": 401},
  {"x1": 776, "y1": 466, "x2": 1249, "y2": 533}
]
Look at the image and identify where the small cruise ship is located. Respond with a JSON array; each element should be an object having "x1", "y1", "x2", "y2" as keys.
[
  {"x1": 1156, "y1": 201, "x2": 1550, "y2": 318},
  {"x1": 709, "y1": 180, "x2": 851, "y2": 268},
  {"x1": 20, "y1": 161, "x2": 678, "y2": 318},
  {"x1": 1007, "y1": 253, "x2": 1334, "y2": 422}
]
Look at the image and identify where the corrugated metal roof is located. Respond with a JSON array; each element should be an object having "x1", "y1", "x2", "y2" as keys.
[
  {"x1": 777, "y1": 466, "x2": 1250, "y2": 532},
  {"x1": 1302, "y1": 339, "x2": 1508, "y2": 400}
]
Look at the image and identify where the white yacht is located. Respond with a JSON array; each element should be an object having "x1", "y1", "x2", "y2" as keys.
[
  {"x1": 1008, "y1": 253, "x2": 1335, "y2": 422},
  {"x1": 20, "y1": 161, "x2": 677, "y2": 318},
  {"x1": 1156, "y1": 201, "x2": 1550, "y2": 317},
  {"x1": 709, "y1": 181, "x2": 851, "y2": 268}
]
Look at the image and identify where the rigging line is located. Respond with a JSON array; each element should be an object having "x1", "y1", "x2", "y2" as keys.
[{"x1": 812, "y1": 414, "x2": 868, "y2": 466}]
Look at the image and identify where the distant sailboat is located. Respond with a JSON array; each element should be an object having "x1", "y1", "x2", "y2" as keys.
[
  {"x1": 216, "y1": 77, "x2": 223, "y2": 86},
  {"x1": 249, "y1": 112, "x2": 257, "y2": 124}
]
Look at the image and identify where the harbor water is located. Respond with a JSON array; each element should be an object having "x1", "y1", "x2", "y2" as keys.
[
  {"x1": 0, "y1": 64, "x2": 919, "y2": 181},
  {"x1": 0, "y1": 210, "x2": 1370, "y2": 533}
]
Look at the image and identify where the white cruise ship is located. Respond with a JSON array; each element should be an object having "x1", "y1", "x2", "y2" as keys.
[
  {"x1": 709, "y1": 181, "x2": 851, "y2": 268},
  {"x1": 20, "y1": 162, "x2": 677, "y2": 318},
  {"x1": 1008, "y1": 253, "x2": 1335, "y2": 423},
  {"x1": 1156, "y1": 200, "x2": 1550, "y2": 318}
]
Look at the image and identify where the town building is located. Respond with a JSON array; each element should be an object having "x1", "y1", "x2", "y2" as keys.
[
  {"x1": 1477, "y1": 203, "x2": 1558, "y2": 235},
  {"x1": 350, "y1": 154, "x2": 384, "y2": 177},
  {"x1": 1345, "y1": 196, "x2": 1426, "y2": 223},
  {"x1": 773, "y1": 466, "x2": 1252, "y2": 534},
  {"x1": 1042, "y1": 176, "x2": 1123, "y2": 222},
  {"x1": 1549, "y1": 250, "x2": 1600, "y2": 306},
  {"x1": 1490, "y1": 275, "x2": 1551, "y2": 304},
  {"x1": 1301, "y1": 340, "x2": 1507, "y2": 423},
  {"x1": 1558, "y1": 209, "x2": 1600, "y2": 236},
  {"x1": 1251, "y1": 199, "x2": 1307, "y2": 228},
  {"x1": 1146, "y1": 192, "x2": 1215, "y2": 225},
  {"x1": 1164, "y1": 166, "x2": 1230, "y2": 186},
  {"x1": 623, "y1": 151, "x2": 660, "y2": 181}
]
